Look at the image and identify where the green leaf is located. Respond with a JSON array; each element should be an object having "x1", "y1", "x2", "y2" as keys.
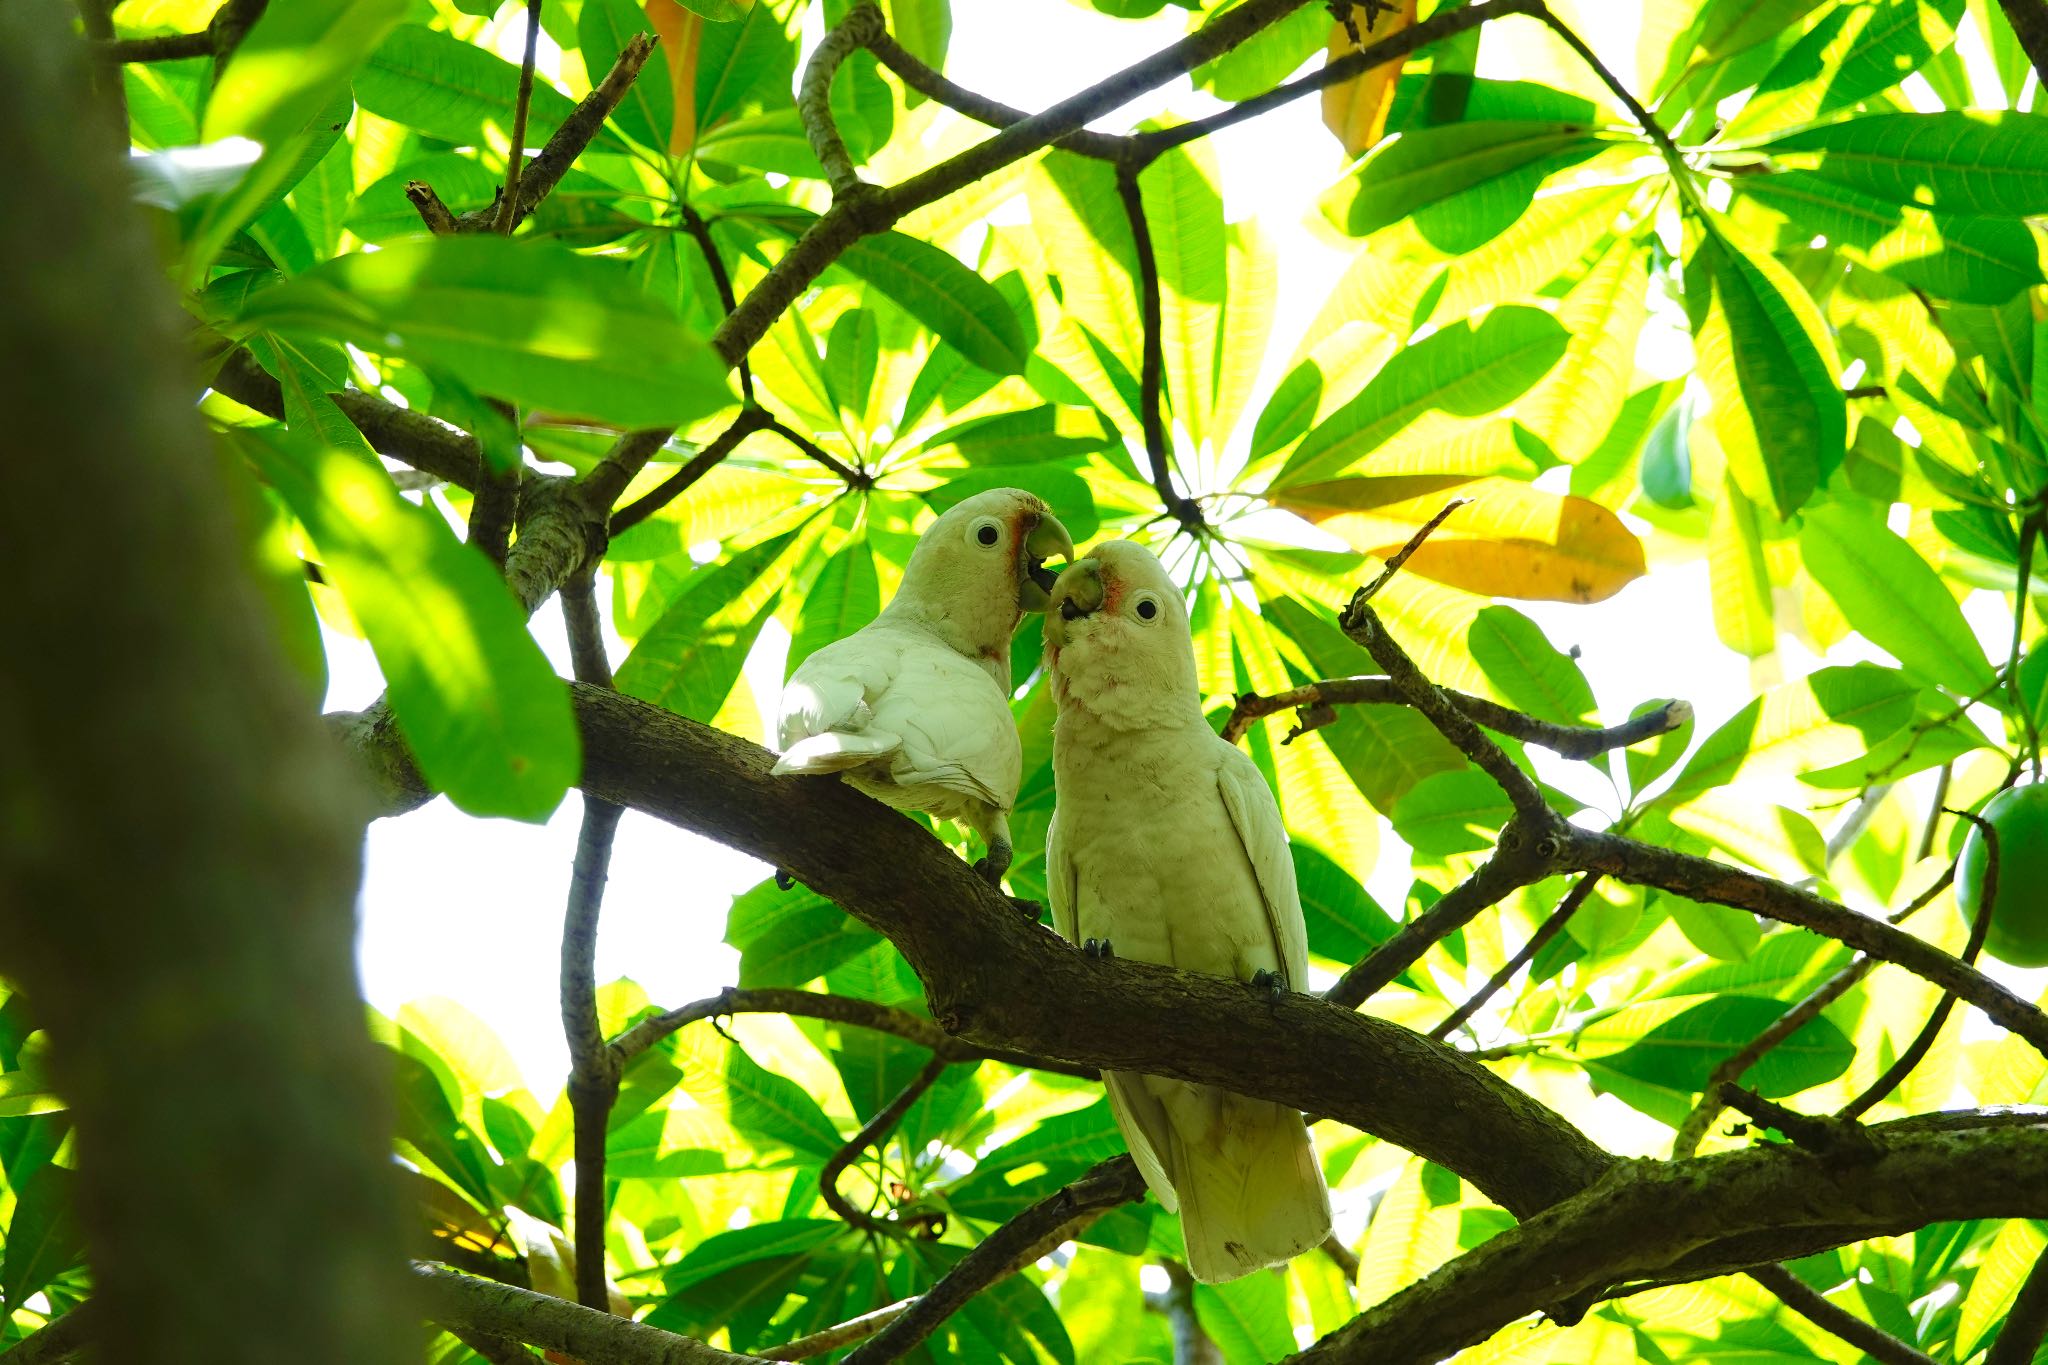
[
  {"x1": 1685, "y1": 221, "x2": 1843, "y2": 519},
  {"x1": 239, "y1": 431, "x2": 579, "y2": 821},
  {"x1": 1800, "y1": 501, "x2": 1997, "y2": 694},
  {"x1": 1738, "y1": 172, "x2": 2043, "y2": 305},
  {"x1": 726, "y1": 879, "x2": 883, "y2": 990},
  {"x1": 357, "y1": 23, "x2": 601, "y2": 149},
  {"x1": 241, "y1": 236, "x2": 735, "y2": 429},
  {"x1": 1275, "y1": 306, "x2": 1569, "y2": 489},
  {"x1": 1765, "y1": 112, "x2": 2048, "y2": 218},
  {"x1": 1515, "y1": 233, "x2": 1650, "y2": 464},
  {"x1": 618, "y1": 530, "x2": 802, "y2": 720},
  {"x1": 1340, "y1": 120, "x2": 1609, "y2": 249},
  {"x1": 1665, "y1": 894, "x2": 1764, "y2": 962},
  {"x1": 1136, "y1": 142, "x2": 1226, "y2": 447},
  {"x1": 664, "y1": 1220, "x2": 846, "y2": 1293},
  {"x1": 204, "y1": 0, "x2": 406, "y2": 146},
  {"x1": 1392, "y1": 769, "x2": 1514, "y2": 856},
  {"x1": 788, "y1": 536, "x2": 880, "y2": 675},
  {"x1": 1292, "y1": 843, "x2": 1397, "y2": 964},
  {"x1": 1468, "y1": 605, "x2": 1595, "y2": 724},
  {"x1": 1957, "y1": 1218, "x2": 2048, "y2": 1357},
  {"x1": 725, "y1": 1044, "x2": 843, "y2": 1160},
  {"x1": 1592, "y1": 995, "x2": 1854, "y2": 1097},
  {"x1": 579, "y1": 0, "x2": 671, "y2": 149},
  {"x1": 1194, "y1": 1271, "x2": 1296, "y2": 1365},
  {"x1": 1, "y1": 1164, "x2": 81, "y2": 1315},
  {"x1": 696, "y1": 4, "x2": 798, "y2": 130},
  {"x1": 1662, "y1": 665, "x2": 1919, "y2": 805},
  {"x1": 834, "y1": 232, "x2": 1030, "y2": 375},
  {"x1": 1624, "y1": 698, "x2": 1695, "y2": 796}
]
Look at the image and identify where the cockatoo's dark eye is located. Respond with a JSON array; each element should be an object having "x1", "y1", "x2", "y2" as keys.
[
  {"x1": 967, "y1": 515, "x2": 1004, "y2": 549},
  {"x1": 978, "y1": 525, "x2": 1000, "y2": 546},
  {"x1": 1135, "y1": 596, "x2": 1159, "y2": 621}
]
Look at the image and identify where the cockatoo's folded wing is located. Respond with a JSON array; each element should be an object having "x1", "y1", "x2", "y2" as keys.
[{"x1": 1215, "y1": 743, "x2": 1310, "y2": 991}]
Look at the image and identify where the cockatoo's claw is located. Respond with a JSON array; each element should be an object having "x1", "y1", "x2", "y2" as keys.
[
  {"x1": 774, "y1": 868, "x2": 797, "y2": 891},
  {"x1": 1249, "y1": 968, "x2": 1286, "y2": 1003},
  {"x1": 1082, "y1": 938, "x2": 1115, "y2": 960},
  {"x1": 1008, "y1": 895, "x2": 1043, "y2": 920}
]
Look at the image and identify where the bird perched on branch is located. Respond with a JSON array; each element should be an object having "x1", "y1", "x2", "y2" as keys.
[
  {"x1": 773, "y1": 487, "x2": 1074, "y2": 886},
  {"x1": 1043, "y1": 540, "x2": 1333, "y2": 1283}
]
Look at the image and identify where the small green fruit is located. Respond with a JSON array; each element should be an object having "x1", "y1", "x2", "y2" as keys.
[{"x1": 1956, "y1": 785, "x2": 2048, "y2": 969}]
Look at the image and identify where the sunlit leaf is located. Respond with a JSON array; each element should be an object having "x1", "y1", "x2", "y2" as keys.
[
  {"x1": 241, "y1": 235, "x2": 736, "y2": 429},
  {"x1": 1277, "y1": 474, "x2": 1645, "y2": 603},
  {"x1": 357, "y1": 23, "x2": 605, "y2": 149},
  {"x1": 1799, "y1": 500, "x2": 1997, "y2": 694},
  {"x1": 238, "y1": 431, "x2": 578, "y2": 821},
  {"x1": 1663, "y1": 665, "x2": 1919, "y2": 804},
  {"x1": 1321, "y1": 1, "x2": 1417, "y2": 156},
  {"x1": 1766, "y1": 112, "x2": 2048, "y2": 218}
]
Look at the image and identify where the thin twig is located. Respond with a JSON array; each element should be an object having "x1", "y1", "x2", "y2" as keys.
[
  {"x1": 608, "y1": 985, "x2": 1097, "y2": 1078},
  {"x1": 863, "y1": 29, "x2": 1128, "y2": 160},
  {"x1": 445, "y1": 1325, "x2": 543, "y2": 1365},
  {"x1": 841, "y1": 1158, "x2": 1147, "y2": 1365},
  {"x1": 412, "y1": 1263, "x2": 764, "y2": 1364},
  {"x1": 1326, "y1": 855, "x2": 1545, "y2": 1009},
  {"x1": 77, "y1": 0, "x2": 127, "y2": 147},
  {"x1": 680, "y1": 204, "x2": 753, "y2": 403},
  {"x1": 767, "y1": 416, "x2": 863, "y2": 484},
  {"x1": 496, "y1": 0, "x2": 543, "y2": 234},
  {"x1": 2007, "y1": 512, "x2": 2042, "y2": 772},
  {"x1": 1837, "y1": 810, "x2": 2000, "y2": 1121},
  {"x1": 1356, "y1": 499, "x2": 1470, "y2": 603},
  {"x1": 97, "y1": 30, "x2": 214, "y2": 60},
  {"x1": 1159, "y1": 1260, "x2": 1226, "y2": 1365},
  {"x1": 759, "y1": 1300, "x2": 913, "y2": 1361},
  {"x1": 821, "y1": 1056, "x2": 948, "y2": 1235},
  {"x1": 607, "y1": 409, "x2": 772, "y2": 536},
  {"x1": 1745, "y1": 1265, "x2": 1938, "y2": 1365},
  {"x1": 1987, "y1": 1247, "x2": 2048, "y2": 1365},
  {"x1": 1671, "y1": 956, "x2": 1874, "y2": 1157},
  {"x1": 1114, "y1": 159, "x2": 1196, "y2": 527},
  {"x1": 1525, "y1": 2, "x2": 1698, "y2": 207},
  {"x1": 1429, "y1": 875, "x2": 1600, "y2": 1041},
  {"x1": 1220, "y1": 679, "x2": 1690, "y2": 757},
  {"x1": 797, "y1": 4, "x2": 885, "y2": 197},
  {"x1": 1721, "y1": 1086, "x2": 1879, "y2": 1161}
]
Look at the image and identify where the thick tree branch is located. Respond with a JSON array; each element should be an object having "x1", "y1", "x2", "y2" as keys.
[
  {"x1": 758, "y1": 1300, "x2": 912, "y2": 1361},
  {"x1": 98, "y1": 29, "x2": 213, "y2": 60},
  {"x1": 1287, "y1": 1123, "x2": 2048, "y2": 1365},
  {"x1": 0, "y1": 1303, "x2": 98, "y2": 1365},
  {"x1": 413, "y1": 1264, "x2": 766, "y2": 1365},
  {"x1": 609, "y1": 986, "x2": 1096, "y2": 1079},
  {"x1": 1221, "y1": 679, "x2": 1690, "y2": 757},
  {"x1": 841, "y1": 1158, "x2": 1147, "y2": 1365},
  {"x1": 564, "y1": 683, "x2": 1612, "y2": 1217},
  {"x1": 213, "y1": 348, "x2": 485, "y2": 490},
  {"x1": 1744, "y1": 1265, "x2": 1937, "y2": 1365}
]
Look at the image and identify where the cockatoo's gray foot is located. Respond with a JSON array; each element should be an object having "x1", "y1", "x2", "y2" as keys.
[
  {"x1": 1008, "y1": 896, "x2": 1043, "y2": 920},
  {"x1": 1248, "y1": 968, "x2": 1286, "y2": 1002},
  {"x1": 1082, "y1": 938, "x2": 1115, "y2": 960},
  {"x1": 774, "y1": 868, "x2": 797, "y2": 891},
  {"x1": 972, "y1": 834, "x2": 1013, "y2": 888}
]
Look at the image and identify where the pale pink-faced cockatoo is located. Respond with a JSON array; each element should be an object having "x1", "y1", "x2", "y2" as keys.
[
  {"x1": 1043, "y1": 540, "x2": 1333, "y2": 1283},
  {"x1": 773, "y1": 488, "x2": 1074, "y2": 886}
]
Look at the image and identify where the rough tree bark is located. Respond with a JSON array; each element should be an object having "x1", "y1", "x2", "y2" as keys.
[{"x1": 0, "y1": 7, "x2": 415, "y2": 1362}]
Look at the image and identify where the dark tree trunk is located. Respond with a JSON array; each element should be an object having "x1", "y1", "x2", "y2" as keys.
[{"x1": 0, "y1": 6, "x2": 416, "y2": 1362}]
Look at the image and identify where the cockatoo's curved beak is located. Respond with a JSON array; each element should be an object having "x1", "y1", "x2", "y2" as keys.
[
  {"x1": 1017, "y1": 512, "x2": 1077, "y2": 612},
  {"x1": 1043, "y1": 557, "x2": 1104, "y2": 646}
]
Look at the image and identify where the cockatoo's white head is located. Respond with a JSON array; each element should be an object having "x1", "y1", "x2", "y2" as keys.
[
  {"x1": 1043, "y1": 540, "x2": 1202, "y2": 729},
  {"x1": 883, "y1": 487, "x2": 1075, "y2": 659}
]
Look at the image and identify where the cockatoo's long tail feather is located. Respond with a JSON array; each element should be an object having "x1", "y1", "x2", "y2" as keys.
[
  {"x1": 771, "y1": 729, "x2": 900, "y2": 775},
  {"x1": 1171, "y1": 1096, "x2": 1332, "y2": 1285}
]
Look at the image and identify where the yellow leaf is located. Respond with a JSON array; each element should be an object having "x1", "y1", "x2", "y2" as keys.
[
  {"x1": 645, "y1": 0, "x2": 701, "y2": 156},
  {"x1": 1320, "y1": 1, "x2": 1418, "y2": 158},
  {"x1": 1276, "y1": 475, "x2": 1647, "y2": 603}
]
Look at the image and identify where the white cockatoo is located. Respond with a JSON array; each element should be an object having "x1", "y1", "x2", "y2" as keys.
[
  {"x1": 773, "y1": 488, "x2": 1074, "y2": 885},
  {"x1": 1043, "y1": 540, "x2": 1333, "y2": 1284}
]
